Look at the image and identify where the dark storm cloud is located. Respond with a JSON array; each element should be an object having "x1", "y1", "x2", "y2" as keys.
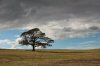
[
  {"x1": 0, "y1": 0, "x2": 100, "y2": 39},
  {"x1": 0, "y1": 0, "x2": 100, "y2": 22},
  {"x1": 89, "y1": 26, "x2": 99, "y2": 30}
]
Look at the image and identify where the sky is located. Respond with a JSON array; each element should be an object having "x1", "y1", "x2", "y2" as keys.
[{"x1": 0, "y1": 0, "x2": 100, "y2": 49}]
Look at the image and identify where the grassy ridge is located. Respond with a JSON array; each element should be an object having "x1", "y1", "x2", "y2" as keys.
[{"x1": 0, "y1": 49, "x2": 100, "y2": 66}]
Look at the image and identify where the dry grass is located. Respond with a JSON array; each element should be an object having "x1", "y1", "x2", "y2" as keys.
[{"x1": 0, "y1": 49, "x2": 100, "y2": 66}]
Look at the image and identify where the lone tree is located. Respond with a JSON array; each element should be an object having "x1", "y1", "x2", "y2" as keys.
[{"x1": 19, "y1": 28, "x2": 54, "y2": 51}]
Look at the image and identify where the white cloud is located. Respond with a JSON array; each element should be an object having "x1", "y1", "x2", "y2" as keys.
[
  {"x1": 0, "y1": 39, "x2": 15, "y2": 44},
  {"x1": 0, "y1": 39, "x2": 16, "y2": 49},
  {"x1": 0, "y1": 37, "x2": 22, "y2": 49},
  {"x1": 21, "y1": 18, "x2": 100, "y2": 39},
  {"x1": 15, "y1": 37, "x2": 22, "y2": 44},
  {"x1": 35, "y1": 46, "x2": 43, "y2": 49},
  {"x1": 1, "y1": 18, "x2": 100, "y2": 40},
  {"x1": 0, "y1": 38, "x2": 43, "y2": 49}
]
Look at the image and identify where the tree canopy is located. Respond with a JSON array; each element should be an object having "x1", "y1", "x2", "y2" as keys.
[{"x1": 19, "y1": 28, "x2": 54, "y2": 51}]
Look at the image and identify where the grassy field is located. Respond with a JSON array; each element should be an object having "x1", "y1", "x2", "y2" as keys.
[{"x1": 0, "y1": 49, "x2": 100, "y2": 66}]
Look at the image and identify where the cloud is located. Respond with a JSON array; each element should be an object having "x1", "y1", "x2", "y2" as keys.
[
  {"x1": 89, "y1": 26, "x2": 99, "y2": 30},
  {"x1": 0, "y1": 39, "x2": 15, "y2": 44},
  {"x1": 0, "y1": 38, "x2": 43, "y2": 49},
  {"x1": 23, "y1": 19, "x2": 100, "y2": 39},
  {"x1": 0, "y1": 39, "x2": 16, "y2": 49},
  {"x1": 0, "y1": 0, "x2": 100, "y2": 39},
  {"x1": 0, "y1": 37, "x2": 22, "y2": 49}
]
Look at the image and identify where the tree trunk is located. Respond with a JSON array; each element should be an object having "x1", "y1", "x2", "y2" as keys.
[
  {"x1": 32, "y1": 45, "x2": 35, "y2": 51},
  {"x1": 32, "y1": 38, "x2": 36, "y2": 51}
]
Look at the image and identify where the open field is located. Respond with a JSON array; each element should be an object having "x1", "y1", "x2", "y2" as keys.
[{"x1": 0, "y1": 49, "x2": 100, "y2": 66}]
